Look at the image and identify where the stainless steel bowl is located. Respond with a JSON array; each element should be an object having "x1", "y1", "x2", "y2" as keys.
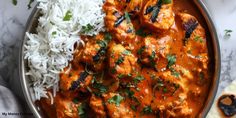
[{"x1": 19, "y1": 0, "x2": 221, "y2": 117}]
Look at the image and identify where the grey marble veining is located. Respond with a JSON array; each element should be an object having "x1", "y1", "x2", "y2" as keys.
[{"x1": 0, "y1": 0, "x2": 236, "y2": 116}]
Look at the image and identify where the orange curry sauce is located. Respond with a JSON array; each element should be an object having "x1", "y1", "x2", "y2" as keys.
[{"x1": 39, "y1": 0, "x2": 212, "y2": 117}]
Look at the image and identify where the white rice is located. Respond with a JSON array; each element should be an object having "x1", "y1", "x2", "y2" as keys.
[{"x1": 24, "y1": 0, "x2": 105, "y2": 101}]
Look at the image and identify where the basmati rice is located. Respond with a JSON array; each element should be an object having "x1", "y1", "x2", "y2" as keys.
[{"x1": 24, "y1": 0, "x2": 105, "y2": 101}]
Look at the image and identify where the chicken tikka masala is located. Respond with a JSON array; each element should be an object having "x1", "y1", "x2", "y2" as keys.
[{"x1": 39, "y1": 0, "x2": 213, "y2": 117}]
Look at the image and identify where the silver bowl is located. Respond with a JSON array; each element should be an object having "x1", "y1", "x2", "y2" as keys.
[{"x1": 19, "y1": 0, "x2": 221, "y2": 117}]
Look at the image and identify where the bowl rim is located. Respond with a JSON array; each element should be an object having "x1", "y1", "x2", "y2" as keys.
[
  {"x1": 193, "y1": 0, "x2": 221, "y2": 117},
  {"x1": 19, "y1": 1, "x2": 221, "y2": 118}
]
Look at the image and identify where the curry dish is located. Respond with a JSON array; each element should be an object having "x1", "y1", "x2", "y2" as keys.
[{"x1": 39, "y1": 0, "x2": 212, "y2": 117}]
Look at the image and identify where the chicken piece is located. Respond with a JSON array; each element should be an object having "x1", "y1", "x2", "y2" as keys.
[
  {"x1": 89, "y1": 94, "x2": 106, "y2": 117},
  {"x1": 141, "y1": 0, "x2": 174, "y2": 31},
  {"x1": 151, "y1": 70, "x2": 193, "y2": 117},
  {"x1": 103, "y1": 93, "x2": 134, "y2": 118},
  {"x1": 137, "y1": 36, "x2": 159, "y2": 66},
  {"x1": 54, "y1": 93, "x2": 79, "y2": 118},
  {"x1": 108, "y1": 44, "x2": 137, "y2": 79},
  {"x1": 178, "y1": 12, "x2": 208, "y2": 69},
  {"x1": 103, "y1": 0, "x2": 136, "y2": 44},
  {"x1": 74, "y1": 33, "x2": 112, "y2": 71},
  {"x1": 126, "y1": 0, "x2": 145, "y2": 15},
  {"x1": 60, "y1": 65, "x2": 92, "y2": 91}
]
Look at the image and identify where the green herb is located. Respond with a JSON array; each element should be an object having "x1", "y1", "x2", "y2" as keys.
[
  {"x1": 73, "y1": 98, "x2": 79, "y2": 104},
  {"x1": 194, "y1": 35, "x2": 204, "y2": 43},
  {"x1": 110, "y1": 68, "x2": 116, "y2": 74},
  {"x1": 12, "y1": 0, "x2": 17, "y2": 5},
  {"x1": 122, "y1": 50, "x2": 131, "y2": 55},
  {"x1": 27, "y1": 0, "x2": 35, "y2": 9},
  {"x1": 92, "y1": 80, "x2": 107, "y2": 93},
  {"x1": 194, "y1": 35, "x2": 200, "y2": 41},
  {"x1": 167, "y1": 54, "x2": 176, "y2": 68},
  {"x1": 133, "y1": 75, "x2": 144, "y2": 84},
  {"x1": 116, "y1": 56, "x2": 124, "y2": 65},
  {"x1": 63, "y1": 10, "x2": 73, "y2": 21},
  {"x1": 124, "y1": 12, "x2": 131, "y2": 24},
  {"x1": 142, "y1": 106, "x2": 152, "y2": 114},
  {"x1": 97, "y1": 40, "x2": 107, "y2": 48},
  {"x1": 149, "y1": 51, "x2": 156, "y2": 60},
  {"x1": 117, "y1": 74, "x2": 124, "y2": 79},
  {"x1": 170, "y1": 68, "x2": 180, "y2": 78},
  {"x1": 163, "y1": 87, "x2": 168, "y2": 93},
  {"x1": 136, "y1": 28, "x2": 148, "y2": 37},
  {"x1": 78, "y1": 103, "x2": 87, "y2": 118},
  {"x1": 162, "y1": 0, "x2": 172, "y2": 4},
  {"x1": 125, "y1": 89, "x2": 135, "y2": 98},
  {"x1": 199, "y1": 72, "x2": 204, "y2": 80},
  {"x1": 131, "y1": 105, "x2": 137, "y2": 111},
  {"x1": 108, "y1": 94, "x2": 124, "y2": 106},
  {"x1": 104, "y1": 33, "x2": 112, "y2": 41},
  {"x1": 224, "y1": 29, "x2": 233, "y2": 37},
  {"x1": 137, "y1": 46, "x2": 145, "y2": 55},
  {"x1": 52, "y1": 31, "x2": 57, "y2": 35},
  {"x1": 127, "y1": 73, "x2": 132, "y2": 77},
  {"x1": 81, "y1": 24, "x2": 94, "y2": 33}
]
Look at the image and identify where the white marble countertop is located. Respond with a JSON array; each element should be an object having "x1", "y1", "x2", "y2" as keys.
[{"x1": 0, "y1": 0, "x2": 236, "y2": 116}]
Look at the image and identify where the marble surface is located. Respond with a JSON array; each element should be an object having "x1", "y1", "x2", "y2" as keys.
[{"x1": 0, "y1": 0, "x2": 236, "y2": 116}]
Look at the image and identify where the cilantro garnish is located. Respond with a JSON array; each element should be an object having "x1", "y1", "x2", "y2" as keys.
[
  {"x1": 224, "y1": 29, "x2": 233, "y2": 37},
  {"x1": 167, "y1": 54, "x2": 176, "y2": 68},
  {"x1": 81, "y1": 24, "x2": 94, "y2": 34},
  {"x1": 142, "y1": 106, "x2": 153, "y2": 114},
  {"x1": 116, "y1": 56, "x2": 124, "y2": 65},
  {"x1": 162, "y1": 0, "x2": 172, "y2": 4},
  {"x1": 107, "y1": 94, "x2": 124, "y2": 106},
  {"x1": 133, "y1": 75, "x2": 144, "y2": 84},
  {"x1": 63, "y1": 10, "x2": 73, "y2": 21}
]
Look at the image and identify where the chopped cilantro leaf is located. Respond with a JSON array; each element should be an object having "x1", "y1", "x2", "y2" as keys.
[
  {"x1": 117, "y1": 74, "x2": 124, "y2": 79},
  {"x1": 131, "y1": 105, "x2": 137, "y2": 111},
  {"x1": 63, "y1": 10, "x2": 73, "y2": 21},
  {"x1": 199, "y1": 72, "x2": 204, "y2": 80},
  {"x1": 133, "y1": 75, "x2": 144, "y2": 84},
  {"x1": 167, "y1": 54, "x2": 176, "y2": 68},
  {"x1": 224, "y1": 29, "x2": 233, "y2": 37},
  {"x1": 194, "y1": 35, "x2": 204, "y2": 43},
  {"x1": 92, "y1": 80, "x2": 107, "y2": 93},
  {"x1": 142, "y1": 106, "x2": 152, "y2": 114},
  {"x1": 81, "y1": 24, "x2": 94, "y2": 34},
  {"x1": 122, "y1": 50, "x2": 131, "y2": 55},
  {"x1": 52, "y1": 31, "x2": 57, "y2": 35},
  {"x1": 137, "y1": 46, "x2": 145, "y2": 55},
  {"x1": 72, "y1": 98, "x2": 79, "y2": 104},
  {"x1": 125, "y1": 89, "x2": 135, "y2": 98},
  {"x1": 12, "y1": 0, "x2": 17, "y2": 5},
  {"x1": 162, "y1": 0, "x2": 172, "y2": 4},
  {"x1": 108, "y1": 94, "x2": 124, "y2": 106},
  {"x1": 149, "y1": 51, "x2": 156, "y2": 60},
  {"x1": 116, "y1": 56, "x2": 124, "y2": 65},
  {"x1": 104, "y1": 33, "x2": 112, "y2": 41},
  {"x1": 110, "y1": 68, "x2": 116, "y2": 74},
  {"x1": 163, "y1": 87, "x2": 168, "y2": 93},
  {"x1": 124, "y1": 12, "x2": 131, "y2": 23},
  {"x1": 170, "y1": 68, "x2": 180, "y2": 78},
  {"x1": 97, "y1": 40, "x2": 107, "y2": 48},
  {"x1": 27, "y1": 0, "x2": 35, "y2": 9},
  {"x1": 136, "y1": 28, "x2": 149, "y2": 37},
  {"x1": 78, "y1": 103, "x2": 87, "y2": 118}
]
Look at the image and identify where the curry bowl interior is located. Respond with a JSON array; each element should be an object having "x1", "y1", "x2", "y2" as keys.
[{"x1": 20, "y1": 1, "x2": 221, "y2": 117}]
